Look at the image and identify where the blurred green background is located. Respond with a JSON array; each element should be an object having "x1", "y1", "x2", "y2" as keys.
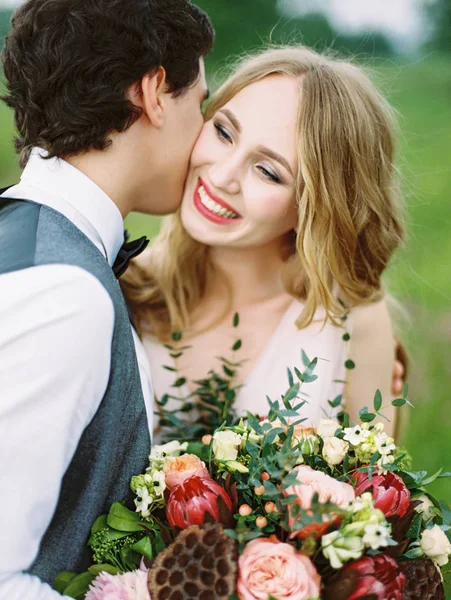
[{"x1": 1, "y1": 0, "x2": 450, "y2": 506}]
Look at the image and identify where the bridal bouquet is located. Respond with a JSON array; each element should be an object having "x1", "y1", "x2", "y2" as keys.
[{"x1": 55, "y1": 343, "x2": 451, "y2": 600}]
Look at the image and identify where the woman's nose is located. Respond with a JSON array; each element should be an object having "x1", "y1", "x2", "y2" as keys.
[{"x1": 208, "y1": 154, "x2": 241, "y2": 195}]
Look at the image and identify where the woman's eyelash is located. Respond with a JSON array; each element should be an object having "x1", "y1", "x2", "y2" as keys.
[
  {"x1": 258, "y1": 166, "x2": 281, "y2": 184},
  {"x1": 214, "y1": 121, "x2": 281, "y2": 184},
  {"x1": 214, "y1": 122, "x2": 232, "y2": 142}
]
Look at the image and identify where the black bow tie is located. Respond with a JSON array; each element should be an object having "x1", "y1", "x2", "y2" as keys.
[{"x1": 113, "y1": 231, "x2": 149, "y2": 278}]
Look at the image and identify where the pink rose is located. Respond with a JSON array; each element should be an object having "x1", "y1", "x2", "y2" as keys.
[
  {"x1": 163, "y1": 453, "x2": 209, "y2": 489},
  {"x1": 237, "y1": 536, "x2": 320, "y2": 600},
  {"x1": 285, "y1": 465, "x2": 355, "y2": 538}
]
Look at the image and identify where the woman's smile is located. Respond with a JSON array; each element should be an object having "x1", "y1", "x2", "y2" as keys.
[{"x1": 193, "y1": 177, "x2": 242, "y2": 225}]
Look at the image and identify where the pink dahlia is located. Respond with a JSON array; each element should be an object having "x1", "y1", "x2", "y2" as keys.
[{"x1": 85, "y1": 569, "x2": 150, "y2": 600}]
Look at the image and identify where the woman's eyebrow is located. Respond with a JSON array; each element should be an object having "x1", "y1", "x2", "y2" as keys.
[
  {"x1": 256, "y1": 146, "x2": 294, "y2": 177},
  {"x1": 218, "y1": 107, "x2": 294, "y2": 177},
  {"x1": 218, "y1": 108, "x2": 241, "y2": 132}
]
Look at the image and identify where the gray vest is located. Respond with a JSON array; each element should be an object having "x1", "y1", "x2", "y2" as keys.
[{"x1": 0, "y1": 196, "x2": 151, "y2": 584}]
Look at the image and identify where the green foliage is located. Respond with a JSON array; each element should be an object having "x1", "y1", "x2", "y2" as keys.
[
  {"x1": 423, "y1": 0, "x2": 451, "y2": 53},
  {"x1": 0, "y1": 10, "x2": 12, "y2": 49},
  {"x1": 157, "y1": 314, "x2": 244, "y2": 440}
]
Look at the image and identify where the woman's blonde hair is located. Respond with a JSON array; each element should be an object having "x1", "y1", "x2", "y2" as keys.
[{"x1": 122, "y1": 45, "x2": 404, "y2": 340}]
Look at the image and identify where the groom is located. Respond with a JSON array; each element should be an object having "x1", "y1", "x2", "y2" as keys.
[{"x1": 0, "y1": 0, "x2": 213, "y2": 598}]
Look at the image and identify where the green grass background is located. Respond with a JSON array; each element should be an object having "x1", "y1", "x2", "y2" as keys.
[{"x1": 1, "y1": 57, "x2": 450, "y2": 505}]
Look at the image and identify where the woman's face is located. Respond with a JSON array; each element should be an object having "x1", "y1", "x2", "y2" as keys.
[{"x1": 180, "y1": 74, "x2": 300, "y2": 249}]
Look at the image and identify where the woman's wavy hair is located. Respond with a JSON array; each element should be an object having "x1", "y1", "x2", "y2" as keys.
[
  {"x1": 1, "y1": 0, "x2": 213, "y2": 166},
  {"x1": 122, "y1": 46, "x2": 404, "y2": 340}
]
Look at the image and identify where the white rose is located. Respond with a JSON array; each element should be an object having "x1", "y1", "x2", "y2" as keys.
[
  {"x1": 414, "y1": 494, "x2": 436, "y2": 521},
  {"x1": 318, "y1": 419, "x2": 340, "y2": 439},
  {"x1": 420, "y1": 525, "x2": 451, "y2": 566},
  {"x1": 212, "y1": 430, "x2": 243, "y2": 461},
  {"x1": 322, "y1": 437, "x2": 349, "y2": 466}
]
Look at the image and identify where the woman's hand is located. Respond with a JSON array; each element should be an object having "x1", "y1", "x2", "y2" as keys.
[{"x1": 392, "y1": 338, "x2": 408, "y2": 397}]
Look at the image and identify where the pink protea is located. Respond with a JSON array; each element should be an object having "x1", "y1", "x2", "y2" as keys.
[{"x1": 86, "y1": 569, "x2": 150, "y2": 600}]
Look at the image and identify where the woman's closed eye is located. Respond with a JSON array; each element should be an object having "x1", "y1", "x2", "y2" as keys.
[
  {"x1": 257, "y1": 164, "x2": 281, "y2": 184},
  {"x1": 214, "y1": 122, "x2": 233, "y2": 143}
]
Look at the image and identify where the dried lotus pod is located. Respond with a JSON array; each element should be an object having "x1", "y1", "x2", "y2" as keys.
[
  {"x1": 399, "y1": 558, "x2": 445, "y2": 600},
  {"x1": 148, "y1": 522, "x2": 237, "y2": 600}
]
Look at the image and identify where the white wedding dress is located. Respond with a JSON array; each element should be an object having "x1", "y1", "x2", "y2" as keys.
[{"x1": 144, "y1": 299, "x2": 350, "y2": 434}]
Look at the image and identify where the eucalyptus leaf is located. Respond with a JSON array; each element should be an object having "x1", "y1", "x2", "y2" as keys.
[
  {"x1": 329, "y1": 394, "x2": 343, "y2": 408},
  {"x1": 403, "y1": 547, "x2": 424, "y2": 559},
  {"x1": 223, "y1": 366, "x2": 235, "y2": 377},
  {"x1": 265, "y1": 427, "x2": 285, "y2": 445},
  {"x1": 303, "y1": 374, "x2": 318, "y2": 383},
  {"x1": 301, "y1": 349, "x2": 311, "y2": 367},
  {"x1": 232, "y1": 339, "x2": 242, "y2": 351},
  {"x1": 392, "y1": 398, "x2": 406, "y2": 407},
  {"x1": 158, "y1": 394, "x2": 169, "y2": 407},
  {"x1": 360, "y1": 412, "x2": 376, "y2": 423},
  {"x1": 225, "y1": 389, "x2": 236, "y2": 402},
  {"x1": 294, "y1": 367, "x2": 304, "y2": 382},
  {"x1": 282, "y1": 382, "x2": 300, "y2": 404},
  {"x1": 373, "y1": 389, "x2": 383, "y2": 412}
]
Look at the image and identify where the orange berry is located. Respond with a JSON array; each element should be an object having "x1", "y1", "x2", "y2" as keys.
[
  {"x1": 260, "y1": 472, "x2": 270, "y2": 481},
  {"x1": 256, "y1": 516, "x2": 268, "y2": 528},
  {"x1": 264, "y1": 501, "x2": 277, "y2": 514},
  {"x1": 202, "y1": 434, "x2": 212, "y2": 445},
  {"x1": 238, "y1": 504, "x2": 252, "y2": 517},
  {"x1": 254, "y1": 485, "x2": 265, "y2": 496}
]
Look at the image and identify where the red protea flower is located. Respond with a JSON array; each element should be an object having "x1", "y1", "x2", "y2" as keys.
[
  {"x1": 353, "y1": 470, "x2": 410, "y2": 518},
  {"x1": 166, "y1": 476, "x2": 233, "y2": 529},
  {"x1": 325, "y1": 554, "x2": 406, "y2": 600}
]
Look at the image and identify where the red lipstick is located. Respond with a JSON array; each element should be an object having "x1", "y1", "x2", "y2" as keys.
[{"x1": 193, "y1": 178, "x2": 242, "y2": 225}]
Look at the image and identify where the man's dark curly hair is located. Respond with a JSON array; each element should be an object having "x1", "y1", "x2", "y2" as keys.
[{"x1": 1, "y1": 0, "x2": 214, "y2": 166}]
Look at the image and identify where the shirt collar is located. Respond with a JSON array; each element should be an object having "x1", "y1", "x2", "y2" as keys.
[{"x1": 20, "y1": 148, "x2": 124, "y2": 266}]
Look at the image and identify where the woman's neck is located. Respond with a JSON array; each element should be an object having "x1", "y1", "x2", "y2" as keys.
[{"x1": 208, "y1": 240, "x2": 287, "y2": 307}]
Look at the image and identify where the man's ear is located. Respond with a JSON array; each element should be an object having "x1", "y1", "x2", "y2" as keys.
[{"x1": 131, "y1": 66, "x2": 167, "y2": 128}]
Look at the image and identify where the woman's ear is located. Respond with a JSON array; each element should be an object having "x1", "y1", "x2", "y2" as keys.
[{"x1": 130, "y1": 66, "x2": 167, "y2": 128}]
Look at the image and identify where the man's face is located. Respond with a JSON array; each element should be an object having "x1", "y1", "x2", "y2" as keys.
[{"x1": 142, "y1": 59, "x2": 209, "y2": 215}]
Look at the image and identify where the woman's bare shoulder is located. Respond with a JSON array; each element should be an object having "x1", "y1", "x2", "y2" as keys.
[{"x1": 349, "y1": 297, "x2": 392, "y2": 340}]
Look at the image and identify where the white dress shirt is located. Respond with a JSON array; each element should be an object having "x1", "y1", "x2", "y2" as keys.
[{"x1": 0, "y1": 149, "x2": 153, "y2": 600}]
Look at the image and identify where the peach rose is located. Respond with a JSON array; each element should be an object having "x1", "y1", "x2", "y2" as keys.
[
  {"x1": 163, "y1": 454, "x2": 209, "y2": 489},
  {"x1": 237, "y1": 536, "x2": 320, "y2": 600},
  {"x1": 285, "y1": 465, "x2": 355, "y2": 539}
]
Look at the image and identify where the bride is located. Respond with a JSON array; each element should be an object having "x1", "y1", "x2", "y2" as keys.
[{"x1": 123, "y1": 46, "x2": 405, "y2": 437}]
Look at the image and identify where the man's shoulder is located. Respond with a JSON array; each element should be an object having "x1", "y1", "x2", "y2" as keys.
[{"x1": 0, "y1": 197, "x2": 42, "y2": 276}]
